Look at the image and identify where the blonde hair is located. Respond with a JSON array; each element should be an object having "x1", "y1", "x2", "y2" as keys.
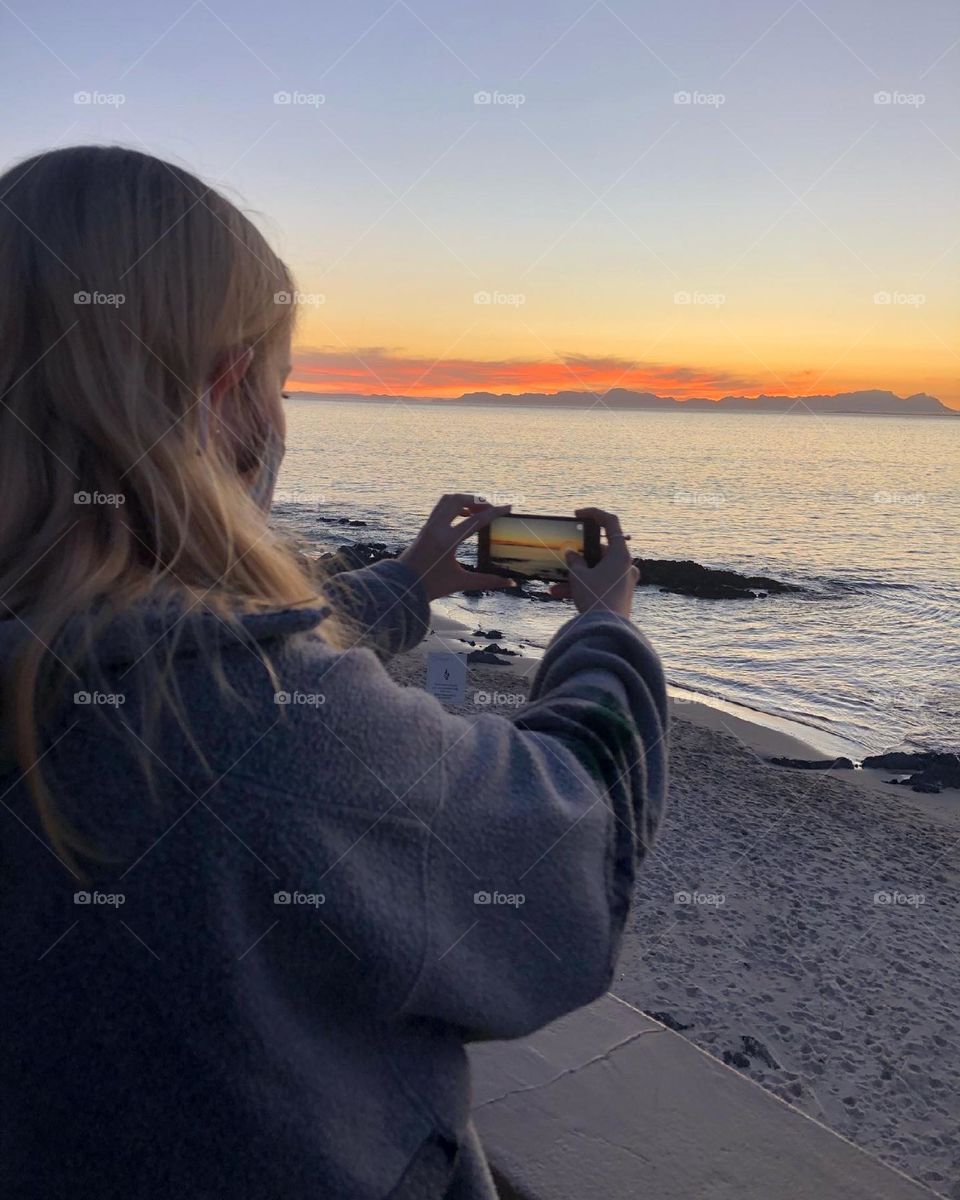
[{"x1": 0, "y1": 144, "x2": 334, "y2": 866}]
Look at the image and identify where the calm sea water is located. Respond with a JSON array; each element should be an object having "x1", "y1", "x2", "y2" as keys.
[{"x1": 274, "y1": 397, "x2": 960, "y2": 756}]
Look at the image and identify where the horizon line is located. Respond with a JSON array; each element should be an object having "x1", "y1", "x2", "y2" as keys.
[{"x1": 283, "y1": 387, "x2": 959, "y2": 414}]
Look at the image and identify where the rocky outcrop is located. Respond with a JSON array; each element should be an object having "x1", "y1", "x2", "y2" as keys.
[
  {"x1": 862, "y1": 751, "x2": 960, "y2": 794},
  {"x1": 769, "y1": 756, "x2": 855, "y2": 771},
  {"x1": 769, "y1": 752, "x2": 960, "y2": 794},
  {"x1": 313, "y1": 542, "x2": 802, "y2": 604},
  {"x1": 316, "y1": 542, "x2": 396, "y2": 573},
  {"x1": 466, "y1": 650, "x2": 512, "y2": 665},
  {"x1": 634, "y1": 558, "x2": 801, "y2": 600}
]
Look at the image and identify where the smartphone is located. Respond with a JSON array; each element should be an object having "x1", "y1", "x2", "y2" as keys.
[{"x1": 477, "y1": 513, "x2": 601, "y2": 583}]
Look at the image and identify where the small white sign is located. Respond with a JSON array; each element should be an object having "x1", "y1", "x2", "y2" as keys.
[{"x1": 426, "y1": 651, "x2": 467, "y2": 704}]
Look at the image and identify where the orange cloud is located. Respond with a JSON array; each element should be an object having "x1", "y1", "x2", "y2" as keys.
[{"x1": 289, "y1": 346, "x2": 780, "y2": 399}]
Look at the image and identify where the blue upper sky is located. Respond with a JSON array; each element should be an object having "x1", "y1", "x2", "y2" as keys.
[{"x1": 2, "y1": 0, "x2": 958, "y2": 402}]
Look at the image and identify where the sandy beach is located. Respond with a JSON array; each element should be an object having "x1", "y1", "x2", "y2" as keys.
[{"x1": 388, "y1": 617, "x2": 960, "y2": 1196}]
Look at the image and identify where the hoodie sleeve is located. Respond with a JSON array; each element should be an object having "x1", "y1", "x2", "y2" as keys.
[
  {"x1": 398, "y1": 610, "x2": 668, "y2": 1038},
  {"x1": 270, "y1": 608, "x2": 668, "y2": 1042},
  {"x1": 321, "y1": 559, "x2": 430, "y2": 659}
]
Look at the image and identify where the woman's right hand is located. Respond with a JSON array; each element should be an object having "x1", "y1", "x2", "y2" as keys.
[{"x1": 551, "y1": 507, "x2": 639, "y2": 619}]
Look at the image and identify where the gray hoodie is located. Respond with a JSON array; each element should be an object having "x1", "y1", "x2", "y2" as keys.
[{"x1": 0, "y1": 559, "x2": 667, "y2": 1200}]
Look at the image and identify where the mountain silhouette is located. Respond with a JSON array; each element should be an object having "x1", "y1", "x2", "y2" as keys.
[{"x1": 291, "y1": 388, "x2": 955, "y2": 416}]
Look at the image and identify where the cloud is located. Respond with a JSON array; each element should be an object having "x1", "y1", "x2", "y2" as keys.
[{"x1": 289, "y1": 346, "x2": 775, "y2": 398}]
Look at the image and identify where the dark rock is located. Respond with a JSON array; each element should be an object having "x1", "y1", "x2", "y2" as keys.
[
  {"x1": 723, "y1": 1050, "x2": 751, "y2": 1070},
  {"x1": 466, "y1": 650, "x2": 511, "y2": 665},
  {"x1": 864, "y1": 752, "x2": 923, "y2": 770},
  {"x1": 658, "y1": 583, "x2": 757, "y2": 601},
  {"x1": 473, "y1": 629, "x2": 504, "y2": 639},
  {"x1": 769, "y1": 756, "x2": 855, "y2": 771},
  {"x1": 483, "y1": 643, "x2": 519, "y2": 656},
  {"x1": 526, "y1": 590, "x2": 561, "y2": 602},
  {"x1": 645, "y1": 1010, "x2": 692, "y2": 1032},
  {"x1": 863, "y1": 751, "x2": 960, "y2": 792},
  {"x1": 634, "y1": 557, "x2": 801, "y2": 600},
  {"x1": 348, "y1": 520, "x2": 368, "y2": 526},
  {"x1": 462, "y1": 590, "x2": 485, "y2": 598},
  {"x1": 319, "y1": 542, "x2": 398, "y2": 574},
  {"x1": 741, "y1": 1037, "x2": 780, "y2": 1069}
]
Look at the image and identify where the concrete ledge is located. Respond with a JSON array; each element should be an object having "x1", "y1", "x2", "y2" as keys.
[{"x1": 470, "y1": 995, "x2": 933, "y2": 1200}]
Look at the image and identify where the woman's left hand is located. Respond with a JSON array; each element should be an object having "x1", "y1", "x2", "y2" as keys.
[{"x1": 399, "y1": 495, "x2": 519, "y2": 601}]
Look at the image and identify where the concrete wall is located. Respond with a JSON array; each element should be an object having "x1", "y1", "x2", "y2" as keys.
[{"x1": 470, "y1": 995, "x2": 934, "y2": 1200}]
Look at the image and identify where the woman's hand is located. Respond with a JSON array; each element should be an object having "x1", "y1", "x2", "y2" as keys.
[
  {"x1": 549, "y1": 507, "x2": 639, "y2": 619},
  {"x1": 399, "y1": 495, "x2": 519, "y2": 602}
]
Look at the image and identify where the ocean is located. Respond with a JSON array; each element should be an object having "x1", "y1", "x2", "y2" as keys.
[{"x1": 273, "y1": 396, "x2": 960, "y2": 757}]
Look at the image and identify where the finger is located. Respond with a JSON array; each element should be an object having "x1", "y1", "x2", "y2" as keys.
[
  {"x1": 454, "y1": 500, "x2": 510, "y2": 522},
  {"x1": 564, "y1": 548, "x2": 587, "y2": 576},
  {"x1": 575, "y1": 507, "x2": 632, "y2": 560},
  {"x1": 549, "y1": 582, "x2": 572, "y2": 599},
  {"x1": 574, "y1": 506, "x2": 624, "y2": 539},
  {"x1": 451, "y1": 503, "x2": 511, "y2": 544},
  {"x1": 468, "y1": 573, "x2": 519, "y2": 591},
  {"x1": 432, "y1": 493, "x2": 486, "y2": 522}
]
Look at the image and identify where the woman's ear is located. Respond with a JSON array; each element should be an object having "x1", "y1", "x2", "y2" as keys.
[
  {"x1": 206, "y1": 347, "x2": 260, "y2": 469},
  {"x1": 207, "y1": 347, "x2": 254, "y2": 417}
]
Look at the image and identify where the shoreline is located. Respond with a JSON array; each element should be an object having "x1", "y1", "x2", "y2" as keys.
[{"x1": 420, "y1": 613, "x2": 959, "y2": 829}]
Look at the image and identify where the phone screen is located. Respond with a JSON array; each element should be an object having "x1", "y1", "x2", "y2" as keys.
[{"x1": 478, "y1": 514, "x2": 598, "y2": 582}]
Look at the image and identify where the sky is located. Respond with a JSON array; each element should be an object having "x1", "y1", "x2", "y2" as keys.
[{"x1": 2, "y1": 0, "x2": 958, "y2": 407}]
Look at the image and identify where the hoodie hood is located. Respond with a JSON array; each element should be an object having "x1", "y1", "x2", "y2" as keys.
[{"x1": 0, "y1": 601, "x2": 332, "y2": 671}]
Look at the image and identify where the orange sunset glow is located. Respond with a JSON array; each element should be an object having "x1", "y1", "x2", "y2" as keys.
[{"x1": 288, "y1": 345, "x2": 958, "y2": 406}]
